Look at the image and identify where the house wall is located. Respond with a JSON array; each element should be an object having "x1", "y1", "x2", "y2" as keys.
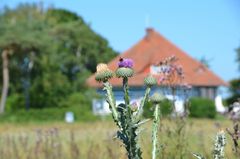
[
  {"x1": 196, "y1": 86, "x2": 217, "y2": 100},
  {"x1": 92, "y1": 86, "x2": 218, "y2": 115}
]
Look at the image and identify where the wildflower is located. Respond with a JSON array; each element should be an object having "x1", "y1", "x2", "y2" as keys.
[
  {"x1": 156, "y1": 56, "x2": 184, "y2": 86},
  {"x1": 95, "y1": 63, "x2": 113, "y2": 82},
  {"x1": 96, "y1": 63, "x2": 109, "y2": 73},
  {"x1": 118, "y1": 58, "x2": 133, "y2": 68},
  {"x1": 116, "y1": 58, "x2": 134, "y2": 78}
]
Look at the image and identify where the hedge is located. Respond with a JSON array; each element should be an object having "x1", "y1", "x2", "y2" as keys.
[{"x1": 189, "y1": 97, "x2": 216, "y2": 119}]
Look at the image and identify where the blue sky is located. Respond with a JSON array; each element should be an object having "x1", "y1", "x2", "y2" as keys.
[{"x1": 1, "y1": 0, "x2": 240, "y2": 82}]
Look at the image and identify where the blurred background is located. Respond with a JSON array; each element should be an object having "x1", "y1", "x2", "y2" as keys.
[
  {"x1": 0, "y1": 0, "x2": 239, "y2": 121},
  {"x1": 0, "y1": 1, "x2": 239, "y2": 159}
]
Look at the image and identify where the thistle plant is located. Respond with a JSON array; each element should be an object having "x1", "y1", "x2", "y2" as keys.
[
  {"x1": 155, "y1": 56, "x2": 190, "y2": 158},
  {"x1": 156, "y1": 55, "x2": 184, "y2": 115},
  {"x1": 95, "y1": 58, "x2": 157, "y2": 159},
  {"x1": 150, "y1": 93, "x2": 165, "y2": 159},
  {"x1": 226, "y1": 101, "x2": 240, "y2": 156},
  {"x1": 213, "y1": 130, "x2": 226, "y2": 159},
  {"x1": 193, "y1": 130, "x2": 226, "y2": 159}
]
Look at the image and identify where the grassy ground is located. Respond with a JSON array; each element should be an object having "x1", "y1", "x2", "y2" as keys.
[{"x1": 0, "y1": 118, "x2": 237, "y2": 159}]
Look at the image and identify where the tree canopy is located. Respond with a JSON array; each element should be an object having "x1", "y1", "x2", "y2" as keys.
[
  {"x1": 0, "y1": 4, "x2": 117, "y2": 110},
  {"x1": 226, "y1": 46, "x2": 240, "y2": 104}
]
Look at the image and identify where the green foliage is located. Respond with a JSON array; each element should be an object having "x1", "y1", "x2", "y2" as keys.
[
  {"x1": 104, "y1": 79, "x2": 148, "y2": 159},
  {"x1": 101, "y1": 73, "x2": 154, "y2": 159},
  {"x1": 5, "y1": 93, "x2": 25, "y2": 112},
  {"x1": 143, "y1": 99, "x2": 172, "y2": 118},
  {"x1": 189, "y1": 97, "x2": 216, "y2": 119},
  {"x1": 236, "y1": 47, "x2": 240, "y2": 71},
  {"x1": 1, "y1": 92, "x2": 97, "y2": 123},
  {"x1": 227, "y1": 46, "x2": 240, "y2": 105},
  {"x1": 160, "y1": 99, "x2": 172, "y2": 116},
  {"x1": 61, "y1": 91, "x2": 94, "y2": 110},
  {"x1": 46, "y1": 8, "x2": 82, "y2": 24},
  {"x1": 0, "y1": 4, "x2": 117, "y2": 110},
  {"x1": 0, "y1": 106, "x2": 98, "y2": 123},
  {"x1": 30, "y1": 72, "x2": 72, "y2": 108},
  {"x1": 226, "y1": 78, "x2": 240, "y2": 105}
]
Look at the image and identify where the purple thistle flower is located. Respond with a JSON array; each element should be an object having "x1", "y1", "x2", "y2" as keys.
[{"x1": 118, "y1": 58, "x2": 134, "y2": 68}]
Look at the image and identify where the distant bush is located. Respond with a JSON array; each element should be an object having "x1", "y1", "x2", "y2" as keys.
[
  {"x1": 1, "y1": 92, "x2": 99, "y2": 123},
  {"x1": 226, "y1": 78, "x2": 240, "y2": 105},
  {"x1": 6, "y1": 93, "x2": 25, "y2": 112},
  {"x1": 29, "y1": 72, "x2": 72, "y2": 109},
  {"x1": 189, "y1": 97, "x2": 216, "y2": 119},
  {"x1": 143, "y1": 99, "x2": 172, "y2": 118},
  {"x1": 0, "y1": 106, "x2": 98, "y2": 123}
]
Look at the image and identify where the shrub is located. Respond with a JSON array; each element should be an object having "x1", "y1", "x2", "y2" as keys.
[
  {"x1": 189, "y1": 97, "x2": 216, "y2": 119},
  {"x1": 0, "y1": 91, "x2": 98, "y2": 123},
  {"x1": 60, "y1": 91, "x2": 97, "y2": 121},
  {"x1": 29, "y1": 72, "x2": 72, "y2": 109},
  {"x1": 0, "y1": 105, "x2": 98, "y2": 123},
  {"x1": 143, "y1": 99, "x2": 172, "y2": 118},
  {"x1": 6, "y1": 93, "x2": 25, "y2": 112}
]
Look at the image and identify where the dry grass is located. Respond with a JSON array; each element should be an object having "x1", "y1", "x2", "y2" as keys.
[{"x1": 0, "y1": 118, "x2": 237, "y2": 159}]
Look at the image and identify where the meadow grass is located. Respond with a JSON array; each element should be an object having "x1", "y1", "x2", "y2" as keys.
[{"x1": 0, "y1": 118, "x2": 236, "y2": 159}]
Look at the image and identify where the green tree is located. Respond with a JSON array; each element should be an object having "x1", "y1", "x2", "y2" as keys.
[
  {"x1": 236, "y1": 47, "x2": 240, "y2": 71},
  {"x1": 0, "y1": 4, "x2": 50, "y2": 112},
  {"x1": 0, "y1": 4, "x2": 117, "y2": 111},
  {"x1": 226, "y1": 79, "x2": 240, "y2": 105},
  {"x1": 227, "y1": 47, "x2": 240, "y2": 105}
]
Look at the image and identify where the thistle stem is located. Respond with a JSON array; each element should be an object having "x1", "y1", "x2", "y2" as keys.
[
  {"x1": 121, "y1": 77, "x2": 142, "y2": 159},
  {"x1": 123, "y1": 77, "x2": 130, "y2": 105},
  {"x1": 135, "y1": 87, "x2": 151, "y2": 120},
  {"x1": 152, "y1": 103, "x2": 161, "y2": 159},
  {"x1": 103, "y1": 81, "x2": 119, "y2": 126}
]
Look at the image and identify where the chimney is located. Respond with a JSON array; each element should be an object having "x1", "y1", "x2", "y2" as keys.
[{"x1": 145, "y1": 28, "x2": 154, "y2": 40}]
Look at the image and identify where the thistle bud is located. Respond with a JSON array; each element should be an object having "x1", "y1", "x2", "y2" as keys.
[
  {"x1": 144, "y1": 75, "x2": 157, "y2": 87},
  {"x1": 116, "y1": 67, "x2": 134, "y2": 78},
  {"x1": 150, "y1": 93, "x2": 165, "y2": 104},
  {"x1": 95, "y1": 63, "x2": 113, "y2": 82}
]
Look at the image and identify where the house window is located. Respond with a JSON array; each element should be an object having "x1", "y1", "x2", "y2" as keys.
[
  {"x1": 199, "y1": 87, "x2": 217, "y2": 99},
  {"x1": 150, "y1": 65, "x2": 170, "y2": 74}
]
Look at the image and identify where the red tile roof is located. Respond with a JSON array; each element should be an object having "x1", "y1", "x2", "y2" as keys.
[{"x1": 87, "y1": 28, "x2": 227, "y2": 88}]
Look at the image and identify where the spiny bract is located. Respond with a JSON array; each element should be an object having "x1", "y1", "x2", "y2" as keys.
[
  {"x1": 116, "y1": 67, "x2": 134, "y2": 78},
  {"x1": 144, "y1": 75, "x2": 157, "y2": 87},
  {"x1": 150, "y1": 93, "x2": 165, "y2": 104},
  {"x1": 95, "y1": 63, "x2": 113, "y2": 82}
]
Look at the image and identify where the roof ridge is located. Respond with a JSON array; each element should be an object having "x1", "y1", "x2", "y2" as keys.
[{"x1": 87, "y1": 28, "x2": 227, "y2": 87}]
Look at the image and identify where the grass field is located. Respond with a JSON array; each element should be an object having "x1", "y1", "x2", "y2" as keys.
[{"x1": 0, "y1": 118, "x2": 237, "y2": 159}]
